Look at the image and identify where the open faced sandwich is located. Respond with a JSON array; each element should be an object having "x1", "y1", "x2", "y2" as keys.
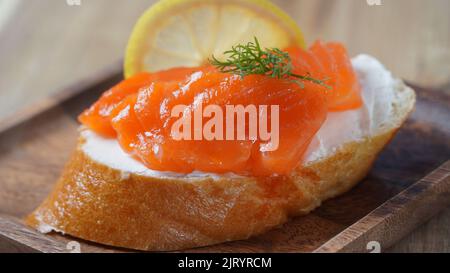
[{"x1": 26, "y1": 0, "x2": 415, "y2": 251}]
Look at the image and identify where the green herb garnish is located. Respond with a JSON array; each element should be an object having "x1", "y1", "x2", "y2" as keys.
[{"x1": 209, "y1": 37, "x2": 329, "y2": 88}]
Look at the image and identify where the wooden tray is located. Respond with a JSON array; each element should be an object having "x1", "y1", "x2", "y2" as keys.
[{"x1": 0, "y1": 64, "x2": 449, "y2": 253}]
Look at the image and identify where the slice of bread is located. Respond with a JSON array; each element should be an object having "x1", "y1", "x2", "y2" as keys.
[{"x1": 26, "y1": 56, "x2": 416, "y2": 251}]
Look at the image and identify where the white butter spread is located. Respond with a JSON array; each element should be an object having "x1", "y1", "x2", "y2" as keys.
[
  {"x1": 304, "y1": 54, "x2": 398, "y2": 162},
  {"x1": 81, "y1": 55, "x2": 399, "y2": 179},
  {"x1": 81, "y1": 130, "x2": 241, "y2": 180}
]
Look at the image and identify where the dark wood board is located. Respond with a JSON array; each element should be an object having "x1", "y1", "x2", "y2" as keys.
[{"x1": 0, "y1": 65, "x2": 449, "y2": 253}]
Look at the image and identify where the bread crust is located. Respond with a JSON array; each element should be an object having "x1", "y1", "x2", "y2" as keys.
[{"x1": 26, "y1": 129, "x2": 397, "y2": 251}]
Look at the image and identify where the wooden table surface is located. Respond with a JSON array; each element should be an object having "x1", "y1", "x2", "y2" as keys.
[{"x1": 0, "y1": 0, "x2": 448, "y2": 253}]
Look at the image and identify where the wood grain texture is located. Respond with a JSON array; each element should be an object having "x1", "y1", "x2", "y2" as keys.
[
  {"x1": 0, "y1": 67, "x2": 449, "y2": 252},
  {"x1": 315, "y1": 161, "x2": 450, "y2": 253},
  {"x1": 0, "y1": 0, "x2": 449, "y2": 252}
]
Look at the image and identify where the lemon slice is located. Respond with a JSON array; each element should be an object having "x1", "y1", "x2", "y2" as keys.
[{"x1": 124, "y1": 0, "x2": 305, "y2": 78}]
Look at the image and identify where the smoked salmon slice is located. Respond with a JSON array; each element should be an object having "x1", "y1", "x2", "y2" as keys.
[
  {"x1": 79, "y1": 67, "x2": 209, "y2": 137},
  {"x1": 286, "y1": 41, "x2": 362, "y2": 111},
  {"x1": 79, "y1": 42, "x2": 362, "y2": 175}
]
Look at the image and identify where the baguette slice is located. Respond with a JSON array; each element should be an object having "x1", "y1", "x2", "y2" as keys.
[{"x1": 26, "y1": 55, "x2": 415, "y2": 251}]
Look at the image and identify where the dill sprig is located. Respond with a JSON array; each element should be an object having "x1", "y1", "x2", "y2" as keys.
[{"x1": 209, "y1": 37, "x2": 329, "y2": 89}]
